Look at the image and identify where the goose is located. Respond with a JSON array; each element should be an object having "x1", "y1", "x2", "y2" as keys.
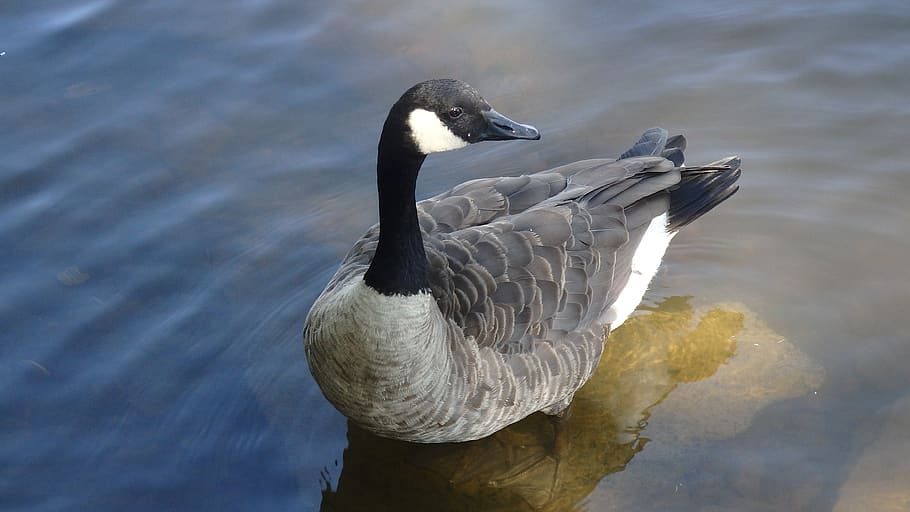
[{"x1": 304, "y1": 79, "x2": 741, "y2": 443}]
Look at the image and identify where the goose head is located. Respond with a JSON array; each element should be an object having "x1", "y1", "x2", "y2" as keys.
[{"x1": 385, "y1": 79, "x2": 540, "y2": 155}]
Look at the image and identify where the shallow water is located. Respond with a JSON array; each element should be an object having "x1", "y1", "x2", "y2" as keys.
[{"x1": 2, "y1": 1, "x2": 909, "y2": 510}]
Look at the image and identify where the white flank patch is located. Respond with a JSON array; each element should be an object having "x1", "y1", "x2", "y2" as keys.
[
  {"x1": 603, "y1": 213, "x2": 675, "y2": 329},
  {"x1": 407, "y1": 108, "x2": 469, "y2": 154}
]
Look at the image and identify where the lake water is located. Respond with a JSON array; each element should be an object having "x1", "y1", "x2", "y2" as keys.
[{"x1": 3, "y1": 1, "x2": 909, "y2": 511}]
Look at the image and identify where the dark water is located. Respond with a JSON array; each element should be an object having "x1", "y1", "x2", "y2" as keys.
[{"x1": 3, "y1": 1, "x2": 909, "y2": 510}]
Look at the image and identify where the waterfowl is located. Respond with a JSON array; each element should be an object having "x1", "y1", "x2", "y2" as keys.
[{"x1": 304, "y1": 79, "x2": 741, "y2": 443}]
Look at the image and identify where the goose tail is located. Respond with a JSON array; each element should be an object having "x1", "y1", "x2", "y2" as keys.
[{"x1": 667, "y1": 156, "x2": 741, "y2": 232}]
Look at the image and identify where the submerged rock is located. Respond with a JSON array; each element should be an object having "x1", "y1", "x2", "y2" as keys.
[
  {"x1": 591, "y1": 302, "x2": 824, "y2": 511},
  {"x1": 318, "y1": 298, "x2": 824, "y2": 512}
]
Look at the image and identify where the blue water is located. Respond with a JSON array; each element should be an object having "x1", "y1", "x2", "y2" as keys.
[{"x1": 2, "y1": 1, "x2": 909, "y2": 510}]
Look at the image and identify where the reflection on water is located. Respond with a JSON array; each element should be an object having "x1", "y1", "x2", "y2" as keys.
[
  {"x1": 320, "y1": 297, "x2": 744, "y2": 511},
  {"x1": 595, "y1": 304, "x2": 825, "y2": 511}
]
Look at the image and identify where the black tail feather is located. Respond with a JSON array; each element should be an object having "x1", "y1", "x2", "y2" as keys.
[
  {"x1": 619, "y1": 129, "x2": 741, "y2": 231},
  {"x1": 667, "y1": 156, "x2": 741, "y2": 232}
]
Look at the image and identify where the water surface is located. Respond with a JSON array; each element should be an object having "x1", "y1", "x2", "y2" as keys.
[{"x1": 2, "y1": 1, "x2": 909, "y2": 510}]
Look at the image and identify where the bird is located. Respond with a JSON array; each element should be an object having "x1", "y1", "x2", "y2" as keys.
[{"x1": 304, "y1": 78, "x2": 741, "y2": 443}]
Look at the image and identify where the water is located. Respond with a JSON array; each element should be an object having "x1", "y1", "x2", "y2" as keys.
[{"x1": 2, "y1": 1, "x2": 908, "y2": 510}]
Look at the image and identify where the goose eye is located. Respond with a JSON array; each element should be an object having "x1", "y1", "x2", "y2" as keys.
[{"x1": 448, "y1": 107, "x2": 463, "y2": 119}]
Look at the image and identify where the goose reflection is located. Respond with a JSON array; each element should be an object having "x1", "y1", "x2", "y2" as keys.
[{"x1": 320, "y1": 296, "x2": 744, "y2": 511}]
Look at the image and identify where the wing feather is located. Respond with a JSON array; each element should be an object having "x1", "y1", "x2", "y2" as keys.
[{"x1": 419, "y1": 155, "x2": 681, "y2": 358}]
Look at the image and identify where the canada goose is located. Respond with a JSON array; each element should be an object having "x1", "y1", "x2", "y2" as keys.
[{"x1": 304, "y1": 79, "x2": 741, "y2": 443}]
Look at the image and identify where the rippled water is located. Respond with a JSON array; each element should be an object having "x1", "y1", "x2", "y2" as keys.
[{"x1": 3, "y1": 1, "x2": 909, "y2": 510}]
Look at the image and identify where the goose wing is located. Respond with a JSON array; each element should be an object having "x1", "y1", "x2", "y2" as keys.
[{"x1": 420, "y1": 152, "x2": 682, "y2": 355}]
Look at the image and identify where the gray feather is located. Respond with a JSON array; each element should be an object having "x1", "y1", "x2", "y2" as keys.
[{"x1": 620, "y1": 127, "x2": 668, "y2": 158}]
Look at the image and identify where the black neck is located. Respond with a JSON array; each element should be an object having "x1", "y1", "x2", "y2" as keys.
[{"x1": 363, "y1": 117, "x2": 430, "y2": 296}]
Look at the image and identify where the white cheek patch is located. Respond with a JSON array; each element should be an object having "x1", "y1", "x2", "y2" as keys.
[{"x1": 407, "y1": 108, "x2": 469, "y2": 154}]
